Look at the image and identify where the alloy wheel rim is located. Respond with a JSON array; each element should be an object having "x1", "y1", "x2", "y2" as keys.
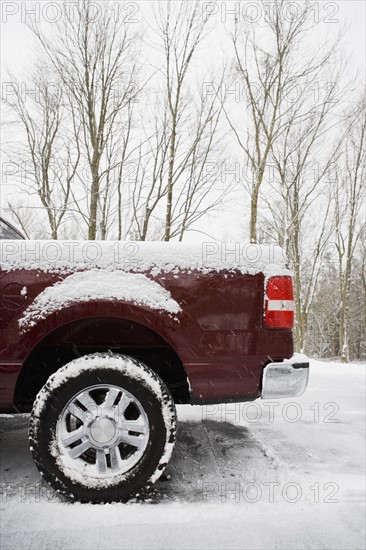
[{"x1": 56, "y1": 384, "x2": 150, "y2": 478}]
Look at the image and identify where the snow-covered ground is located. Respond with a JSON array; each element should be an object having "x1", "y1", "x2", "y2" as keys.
[{"x1": 1, "y1": 359, "x2": 365, "y2": 550}]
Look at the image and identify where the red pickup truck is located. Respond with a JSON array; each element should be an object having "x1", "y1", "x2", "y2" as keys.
[{"x1": 0, "y1": 217, "x2": 309, "y2": 502}]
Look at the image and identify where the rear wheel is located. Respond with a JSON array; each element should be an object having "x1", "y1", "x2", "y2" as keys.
[{"x1": 29, "y1": 353, "x2": 177, "y2": 502}]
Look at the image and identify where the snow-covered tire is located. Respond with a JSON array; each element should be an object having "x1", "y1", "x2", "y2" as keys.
[{"x1": 29, "y1": 353, "x2": 177, "y2": 503}]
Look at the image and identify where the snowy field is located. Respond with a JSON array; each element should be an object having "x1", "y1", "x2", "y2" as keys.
[{"x1": 0, "y1": 358, "x2": 365, "y2": 550}]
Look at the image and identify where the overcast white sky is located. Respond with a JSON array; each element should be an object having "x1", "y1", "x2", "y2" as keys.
[{"x1": 1, "y1": 1, "x2": 365, "y2": 77}]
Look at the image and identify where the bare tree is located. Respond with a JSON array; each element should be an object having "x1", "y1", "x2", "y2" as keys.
[
  {"x1": 3, "y1": 67, "x2": 80, "y2": 238},
  {"x1": 125, "y1": 83, "x2": 227, "y2": 241},
  {"x1": 153, "y1": 0, "x2": 219, "y2": 241},
  {"x1": 354, "y1": 229, "x2": 366, "y2": 358},
  {"x1": 30, "y1": 0, "x2": 139, "y2": 239},
  {"x1": 261, "y1": 67, "x2": 345, "y2": 351},
  {"x1": 96, "y1": 103, "x2": 139, "y2": 240},
  {"x1": 334, "y1": 98, "x2": 366, "y2": 362},
  {"x1": 228, "y1": 0, "x2": 341, "y2": 242},
  {"x1": 127, "y1": 102, "x2": 170, "y2": 240},
  {"x1": 307, "y1": 248, "x2": 366, "y2": 361},
  {"x1": 168, "y1": 91, "x2": 226, "y2": 241}
]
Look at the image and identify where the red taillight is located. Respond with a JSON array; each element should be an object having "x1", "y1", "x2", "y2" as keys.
[{"x1": 264, "y1": 276, "x2": 294, "y2": 329}]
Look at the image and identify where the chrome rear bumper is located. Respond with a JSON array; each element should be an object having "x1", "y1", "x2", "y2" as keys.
[{"x1": 261, "y1": 360, "x2": 309, "y2": 399}]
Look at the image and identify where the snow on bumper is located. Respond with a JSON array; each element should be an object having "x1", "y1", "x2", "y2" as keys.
[{"x1": 261, "y1": 357, "x2": 309, "y2": 399}]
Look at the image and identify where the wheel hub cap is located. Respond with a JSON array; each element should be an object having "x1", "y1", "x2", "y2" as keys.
[{"x1": 90, "y1": 417, "x2": 116, "y2": 444}]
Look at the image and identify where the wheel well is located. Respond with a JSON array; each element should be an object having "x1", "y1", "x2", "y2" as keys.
[{"x1": 15, "y1": 317, "x2": 190, "y2": 411}]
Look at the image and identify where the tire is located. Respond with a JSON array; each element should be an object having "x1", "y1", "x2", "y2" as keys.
[{"x1": 29, "y1": 353, "x2": 177, "y2": 503}]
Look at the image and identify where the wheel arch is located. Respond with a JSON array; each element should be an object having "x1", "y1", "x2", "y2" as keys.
[{"x1": 14, "y1": 313, "x2": 191, "y2": 410}]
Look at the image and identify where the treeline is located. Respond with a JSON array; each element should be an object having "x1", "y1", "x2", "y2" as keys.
[{"x1": 3, "y1": 1, "x2": 365, "y2": 361}]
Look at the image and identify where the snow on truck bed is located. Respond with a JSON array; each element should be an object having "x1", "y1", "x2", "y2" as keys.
[{"x1": 0, "y1": 240, "x2": 291, "y2": 277}]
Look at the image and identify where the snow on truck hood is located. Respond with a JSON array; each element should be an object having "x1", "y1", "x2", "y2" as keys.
[{"x1": 1, "y1": 240, "x2": 291, "y2": 277}]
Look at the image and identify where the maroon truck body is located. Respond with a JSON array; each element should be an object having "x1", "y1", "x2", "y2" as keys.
[
  {"x1": 0, "y1": 219, "x2": 298, "y2": 413},
  {"x1": 0, "y1": 218, "x2": 310, "y2": 502}
]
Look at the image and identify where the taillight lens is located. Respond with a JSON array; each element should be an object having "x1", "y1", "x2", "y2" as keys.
[{"x1": 264, "y1": 276, "x2": 294, "y2": 329}]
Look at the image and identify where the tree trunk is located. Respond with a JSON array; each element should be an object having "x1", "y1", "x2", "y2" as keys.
[
  {"x1": 249, "y1": 189, "x2": 259, "y2": 243},
  {"x1": 88, "y1": 163, "x2": 99, "y2": 240},
  {"x1": 164, "y1": 121, "x2": 176, "y2": 242}
]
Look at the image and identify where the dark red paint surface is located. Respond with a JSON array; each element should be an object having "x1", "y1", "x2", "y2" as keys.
[{"x1": 0, "y1": 266, "x2": 293, "y2": 409}]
